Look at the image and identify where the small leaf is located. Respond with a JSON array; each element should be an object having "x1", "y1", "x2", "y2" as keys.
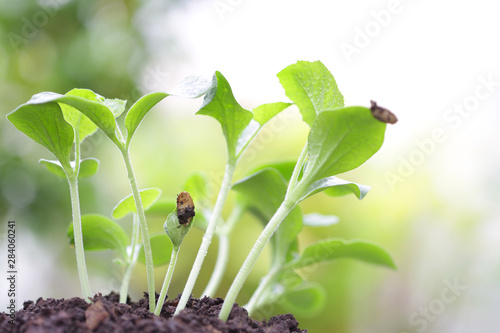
[
  {"x1": 164, "y1": 208, "x2": 193, "y2": 248},
  {"x1": 39, "y1": 158, "x2": 99, "y2": 179},
  {"x1": 290, "y1": 238, "x2": 396, "y2": 270},
  {"x1": 138, "y1": 234, "x2": 173, "y2": 267},
  {"x1": 39, "y1": 159, "x2": 67, "y2": 178},
  {"x1": 280, "y1": 283, "x2": 326, "y2": 318},
  {"x1": 67, "y1": 214, "x2": 128, "y2": 260},
  {"x1": 277, "y1": 270, "x2": 303, "y2": 291},
  {"x1": 78, "y1": 158, "x2": 99, "y2": 178},
  {"x1": 298, "y1": 176, "x2": 370, "y2": 203},
  {"x1": 184, "y1": 172, "x2": 210, "y2": 206},
  {"x1": 302, "y1": 213, "x2": 339, "y2": 227},
  {"x1": 277, "y1": 61, "x2": 344, "y2": 127},
  {"x1": 7, "y1": 101, "x2": 74, "y2": 167},
  {"x1": 103, "y1": 98, "x2": 127, "y2": 118},
  {"x1": 197, "y1": 71, "x2": 253, "y2": 159},
  {"x1": 303, "y1": 107, "x2": 386, "y2": 181},
  {"x1": 253, "y1": 102, "x2": 293, "y2": 125},
  {"x1": 124, "y1": 92, "x2": 168, "y2": 147},
  {"x1": 112, "y1": 188, "x2": 162, "y2": 219},
  {"x1": 59, "y1": 89, "x2": 99, "y2": 142}
]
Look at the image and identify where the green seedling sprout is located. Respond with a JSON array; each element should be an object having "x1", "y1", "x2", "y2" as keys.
[
  {"x1": 218, "y1": 61, "x2": 398, "y2": 320},
  {"x1": 154, "y1": 191, "x2": 195, "y2": 315},
  {"x1": 174, "y1": 72, "x2": 292, "y2": 315}
]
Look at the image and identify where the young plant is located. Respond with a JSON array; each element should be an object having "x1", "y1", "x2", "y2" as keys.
[
  {"x1": 7, "y1": 77, "x2": 211, "y2": 310},
  {"x1": 6, "y1": 89, "x2": 107, "y2": 301},
  {"x1": 218, "y1": 60, "x2": 398, "y2": 320},
  {"x1": 154, "y1": 192, "x2": 195, "y2": 315},
  {"x1": 174, "y1": 72, "x2": 292, "y2": 315}
]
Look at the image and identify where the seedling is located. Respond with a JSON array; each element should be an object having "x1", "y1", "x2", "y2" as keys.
[{"x1": 7, "y1": 60, "x2": 397, "y2": 324}]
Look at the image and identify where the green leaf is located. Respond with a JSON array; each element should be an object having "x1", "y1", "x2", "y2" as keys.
[
  {"x1": 298, "y1": 176, "x2": 370, "y2": 203},
  {"x1": 303, "y1": 107, "x2": 386, "y2": 181},
  {"x1": 7, "y1": 100, "x2": 74, "y2": 167},
  {"x1": 290, "y1": 238, "x2": 396, "y2": 270},
  {"x1": 59, "y1": 89, "x2": 100, "y2": 142},
  {"x1": 124, "y1": 75, "x2": 211, "y2": 147},
  {"x1": 197, "y1": 71, "x2": 253, "y2": 159},
  {"x1": 77, "y1": 158, "x2": 100, "y2": 178},
  {"x1": 280, "y1": 283, "x2": 326, "y2": 318},
  {"x1": 303, "y1": 213, "x2": 339, "y2": 227},
  {"x1": 277, "y1": 61, "x2": 344, "y2": 127},
  {"x1": 184, "y1": 172, "x2": 210, "y2": 206},
  {"x1": 253, "y1": 102, "x2": 293, "y2": 125},
  {"x1": 112, "y1": 188, "x2": 162, "y2": 219},
  {"x1": 39, "y1": 158, "x2": 99, "y2": 179},
  {"x1": 67, "y1": 214, "x2": 128, "y2": 260},
  {"x1": 138, "y1": 234, "x2": 173, "y2": 267},
  {"x1": 233, "y1": 168, "x2": 302, "y2": 264},
  {"x1": 103, "y1": 98, "x2": 127, "y2": 118},
  {"x1": 124, "y1": 92, "x2": 168, "y2": 147}
]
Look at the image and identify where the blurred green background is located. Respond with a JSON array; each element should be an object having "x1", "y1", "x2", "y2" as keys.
[{"x1": 1, "y1": 0, "x2": 499, "y2": 332}]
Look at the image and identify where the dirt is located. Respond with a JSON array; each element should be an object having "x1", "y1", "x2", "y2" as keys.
[{"x1": 0, "y1": 292, "x2": 306, "y2": 332}]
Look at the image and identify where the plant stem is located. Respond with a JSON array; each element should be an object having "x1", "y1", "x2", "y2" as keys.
[
  {"x1": 202, "y1": 204, "x2": 245, "y2": 298},
  {"x1": 74, "y1": 131, "x2": 81, "y2": 176},
  {"x1": 121, "y1": 148, "x2": 156, "y2": 311},
  {"x1": 119, "y1": 214, "x2": 141, "y2": 303},
  {"x1": 154, "y1": 246, "x2": 180, "y2": 316},
  {"x1": 174, "y1": 161, "x2": 236, "y2": 316},
  {"x1": 244, "y1": 267, "x2": 280, "y2": 316},
  {"x1": 286, "y1": 143, "x2": 307, "y2": 197},
  {"x1": 218, "y1": 199, "x2": 296, "y2": 321},
  {"x1": 66, "y1": 172, "x2": 92, "y2": 302}
]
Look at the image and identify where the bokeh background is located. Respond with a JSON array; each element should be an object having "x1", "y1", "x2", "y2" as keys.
[{"x1": 1, "y1": 0, "x2": 499, "y2": 332}]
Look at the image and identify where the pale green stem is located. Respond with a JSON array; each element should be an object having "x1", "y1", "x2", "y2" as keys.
[
  {"x1": 202, "y1": 204, "x2": 245, "y2": 298},
  {"x1": 66, "y1": 171, "x2": 92, "y2": 301},
  {"x1": 119, "y1": 214, "x2": 141, "y2": 303},
  {"x1": 174, "y1": 161, "x2": 236, "y2": 316},
  {"x1": 154, "y1": 246, "x2": 180, "y2": 316},
  {"x1": 244, "y1": 266, "x2": 281, "y2": 316},
  {"x1": 219, "y1": 197, "x2": 298, "y2": 321},
  {"x1": 121, "y1": 148, "x2": 156, "y2": 311}
]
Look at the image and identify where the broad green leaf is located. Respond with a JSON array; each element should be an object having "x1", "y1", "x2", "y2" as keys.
[
  {"x1": 303, "y1": 213, "x2": 339, "y2": 227},
  {"x1": 197, "y1": 71, "x2": 253, "y2": 159},
  {"x1": 39, "y1": 158, "x2": 99, "y2": 179},
  {"x1": 298, "y1": 176, "x2": 370, "y2": 203},
  {"x1": 124, "y1": 75, "x2": 211, "y2": 147},
  {"x1": 138, "y1": 234, "x2": 173, "y2": 266},
  {"x1": 7, "y1": 101, "x2": 74, "y2": 167},
  {"x1": 277, "y1": 61, "x2": 343, "y2": 127},
  {"x1": 304, "y1": 107, "x2": 386, "y2": 181},
  {"x1": 124, "y1": 92, "x2": 168, "y2": 147},
  {"x1": 280, "y1": 283, "x2": 326, "y2": 318},
  {"x1": 253, "y1": 102, "x2": 293, "y2": 125},
  {"x1": 277, "y1": 270, "x2": 303, "y2": 290},
  {"x1": 59, "y1": 89, "x2": 99, "y2": 142},
  {"x1": 67, "y1": 214, "x2": 128, "y2": 260},
  {"x1": 291, "y1": 238, "x2": 396, "y2": 270},
  {"x1": 112, "y1": 188, "x2": 162, "y2": 219},
  {"x1": 78, "y1": 158, "x2": 99, "y2": 178},
  {"x1": 233, "y1": 168, "x2": 302, "y2": 264},
  {"x1": 103, "y1": 98, "x2": 127, "y2": 118},
  {"x1": 184, "y1": 172, "x2": 210, "y2": 206}
]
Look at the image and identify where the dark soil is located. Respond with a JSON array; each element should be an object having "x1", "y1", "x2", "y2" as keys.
[{"x1": 0, "y1": 292, "x2": 306, "y2": 332}]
